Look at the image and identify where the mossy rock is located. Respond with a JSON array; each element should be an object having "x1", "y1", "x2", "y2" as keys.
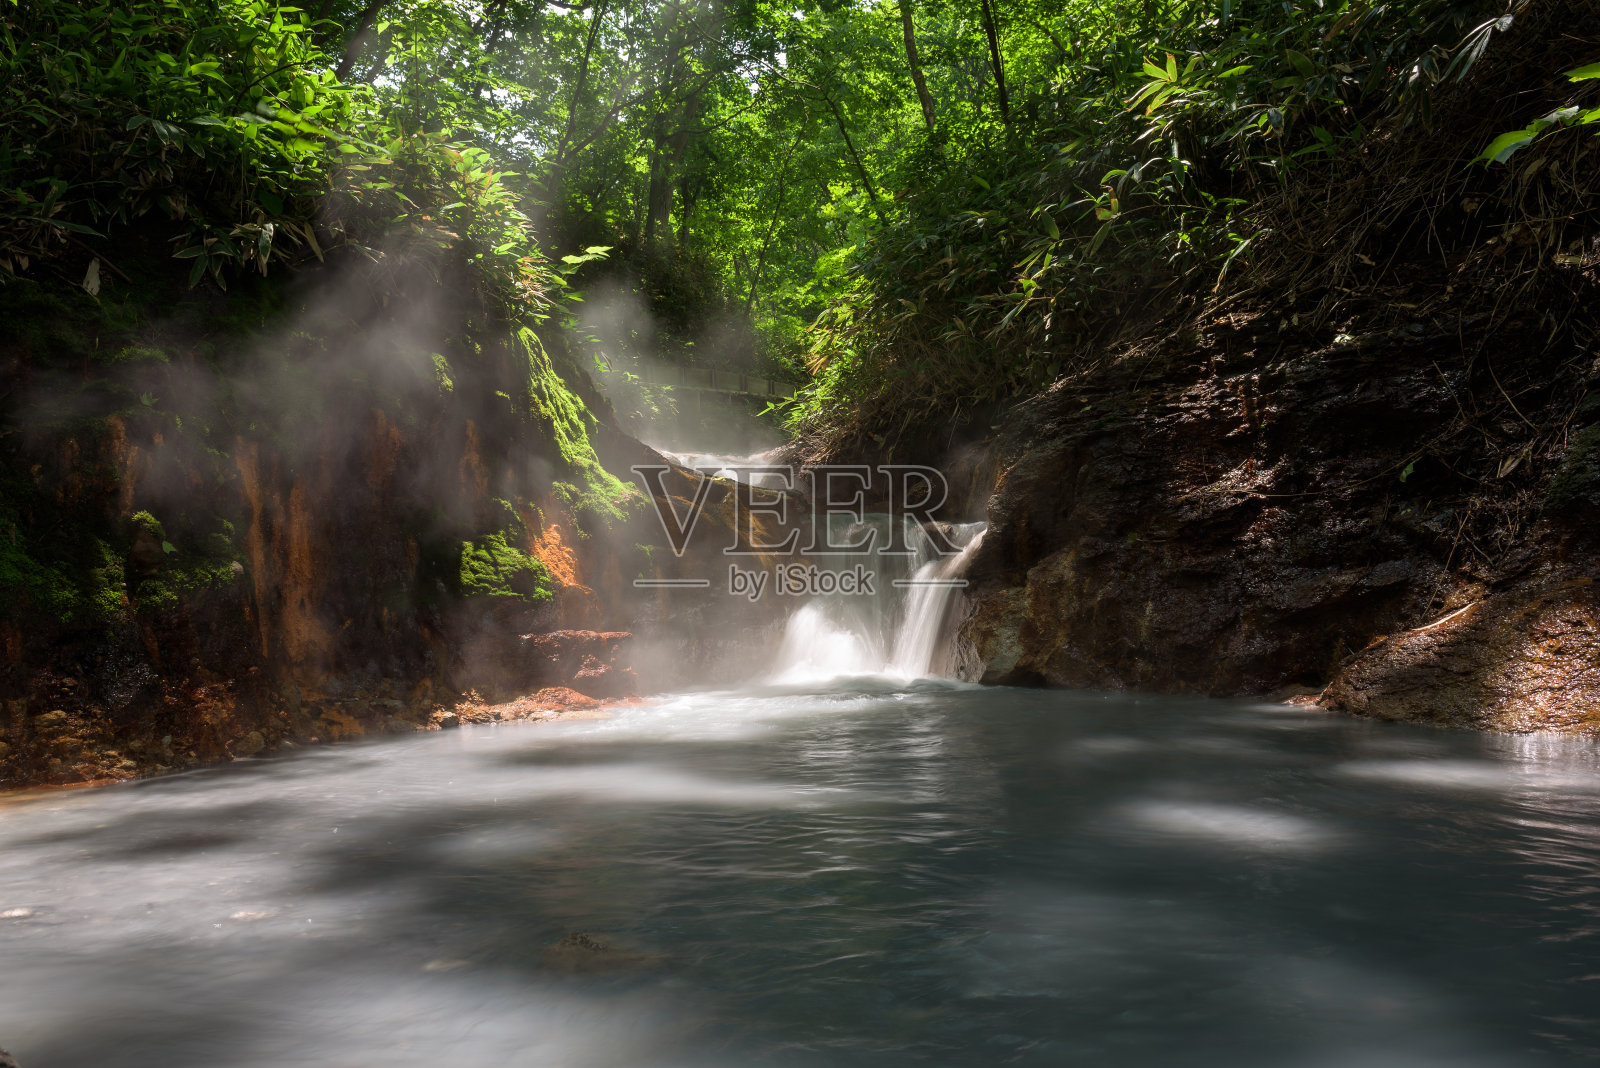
[
  {"x1": 102, "y1": 344, "x2": 170, "y2": 366},
  {"x1": 1544, "y1": 423, "x2": 1600, "y2": 524},
  {"x1": 459, "y1": 532, "x2": 553, "y2": 604}
]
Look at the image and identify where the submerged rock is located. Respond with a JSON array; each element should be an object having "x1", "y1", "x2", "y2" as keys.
[
  {"x1": 232, "y1": 730, "x2": 266, "y2": 758},
  {"x1": 538, "y1": 932, "x2": 664, "y2": 974}
]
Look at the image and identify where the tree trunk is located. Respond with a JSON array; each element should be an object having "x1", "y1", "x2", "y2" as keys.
[
  {"x1": 646, "y1": 86, "x2": 702, "y2": 250},
  {"x1": 823, "y1": 92, "x2": 883, "y2": 216},
  {"x1": 746, "y1": 128, "x2": 805, "y2": 313},
  {"x1": 643, "y1": 123, "x2": 671, "y2": 250},
  {"x1": 335, "y1": 0, "x2": 394, "y2": 81},
  {"x1": 897, "y1": 0, "x2": 937, "y2": 132},
  {"x1": 977, "y1": 0, "x2": 1010, "y2": 124},
  {"x1": 556, "y1": 0, "x2": 610, "y2": 160}
]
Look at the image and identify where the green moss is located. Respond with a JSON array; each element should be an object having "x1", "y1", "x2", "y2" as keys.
[
  {"x1": 1544, "y1": 423, "x2": 1600, "y2": 520},
  {"x1": 87, "y1": 539, "x2": 128, "y2": 621},
  {"x1": 103, "y1": 344, "x2": 170, "y2": 365},
  {"x1": 129, "y1": 510, "x2": 167, "y2": 541},
  {"x1": 517, "y1": 327, "x2": 636, "y2": 530},
  {"x1": 459, "y1": 531, "x2": 553, "y2": 603},
  {"x1": 431, "y1": 351, "x2": 455, "y2": 393},
  {"x1": 121, "y1": 509, "x2": 246, "y2": 617}
]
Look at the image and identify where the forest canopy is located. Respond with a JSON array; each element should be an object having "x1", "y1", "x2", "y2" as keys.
[{"x1": 3, "y1": 0, "x2": 1592, "y2": 441}]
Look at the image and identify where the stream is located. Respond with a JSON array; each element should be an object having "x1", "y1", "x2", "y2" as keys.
[{"x1": 3, "y1": 679, "x2": 1599, "y2": 1066}]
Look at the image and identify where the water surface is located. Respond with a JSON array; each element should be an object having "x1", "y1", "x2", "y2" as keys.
[{"x1": 2, "y1": 683, "x2": 1598, "y2": 1066}]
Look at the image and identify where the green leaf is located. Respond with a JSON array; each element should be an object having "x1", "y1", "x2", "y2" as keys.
[
  {"x1": 1477, "y1": 129, "x2": 1535, "y2": 164},
  {"x1": 1565, "y1": 61, "x2": 1600, "y2": 81},
  {"x1": 40, "y1": 219, "x2": 104, "y2": 237},
  {"x1": 1286, "y1": 50, "x2": 1315, "y2": 77}
]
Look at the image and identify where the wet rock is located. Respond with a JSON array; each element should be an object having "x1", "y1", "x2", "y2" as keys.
[
  {"x1": 450, "y1": 686, "x2": 606, "y2": 725},
  {"x1": 315, "y1": 708, "x2": 364, "y2": 742},
  {"x1": 34, "y1": 710, "x2": 68, "y2": 729},
  {"x1": 1319, "y1": 572, "x2": 1600, "y2": 731},
  {"x1": 232, "y1": 730, "x2": 266, "y2": 758},
  {"x1": 538, "y1": 932, "x2": 663, "y2": 974},
  {"x1": 959, "y1": 320, "x2": 1599, "y2": 726},
  {"x1": 451, "y1": 624, "x2": 639, "y2": 701},
  {"x1": 436, "y1": 710, "x2": 460, "y2": 729},
  {"x1": 0, "y1": 1046, "x2": 19, "y2": 1068},
  {"x1": 528, "y1": 686, "x2": 600, "y2": 711},
  {"x1": 570, "y1": 654, "x2": 637, "y2": 699},
  {"x1": 522, "y1": 630, "x2": 636, "y2": 695}
]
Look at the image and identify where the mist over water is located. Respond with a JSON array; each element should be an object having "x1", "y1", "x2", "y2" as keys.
[
  {"x1": 3, "y1": 687, "x2": 1599, "y2": 1067},
  {"x1": 763, "y1": 515, "x2": 985, "y2": 685}
]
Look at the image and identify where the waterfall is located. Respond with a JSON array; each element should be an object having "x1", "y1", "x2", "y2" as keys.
[
  {"x1": 654, "y1": 451, "x2": 987, "y2": 685},
  {"x1": 888, "y1": 523, "x2": 986, "y2": 678},
  {"x1": 768, "y1": 518, "x2": 986, "y2": 684}
]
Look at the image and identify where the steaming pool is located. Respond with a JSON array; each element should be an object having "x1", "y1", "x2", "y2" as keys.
[{"x1": 2, "y1": 681, "x2": 1599, "y2": 1066}]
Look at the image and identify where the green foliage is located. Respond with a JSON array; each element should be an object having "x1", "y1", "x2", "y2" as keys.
[
  {"x1": 0, "y1": 0, "x2": 659, "y2": 644},
  {"x1": 784, "y1": 0, "x2": 1517, "y2": 443},
  {"x1": 0, "y1": 494, "x2": 128, "y2": 626},
  {"x1": 0, "y1": 517, "x2": 82, "y2": 624},
  {"x1": 130, "y1": 555, "x2": 244, "y2": 617},
  {"x1": 1, "y1": 0, "x2": 557, "y2": 308},
  {"x1": 2, "y1": 0, "x2": 353, "y2": 280},
  {"x1": 1478, "y1": 59, "x2": 1600, "y2": 163}
]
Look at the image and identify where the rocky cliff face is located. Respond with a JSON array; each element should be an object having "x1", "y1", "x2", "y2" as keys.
[
  {"x1": 0, "y1": 251, "x2": 792, "y2": 787},
  {"x1": 961, "y1": 311, "x2": 1600, "y2": 731}
]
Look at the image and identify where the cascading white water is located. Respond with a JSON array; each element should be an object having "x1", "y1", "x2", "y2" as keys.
[
  {"x1": 768, "y1": 518, "x2": 986, "y2": 684},
  {"x1": 647, "y1": 447, "x2": 988, "y2": 684},
  {"x1": 887, "y1": 523, "x2": 986, "y2": 678},
  {"x1": 656, "y1": 446, "x2": 790, "y2": 487}
]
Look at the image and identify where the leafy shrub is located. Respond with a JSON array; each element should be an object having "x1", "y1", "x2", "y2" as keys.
[
  {"x1": 789, "y1": 0, "x2": 1518, "y2": 449},
  {"x1": 0, "y1": 0, "x2": 555, "y2": 307}
]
